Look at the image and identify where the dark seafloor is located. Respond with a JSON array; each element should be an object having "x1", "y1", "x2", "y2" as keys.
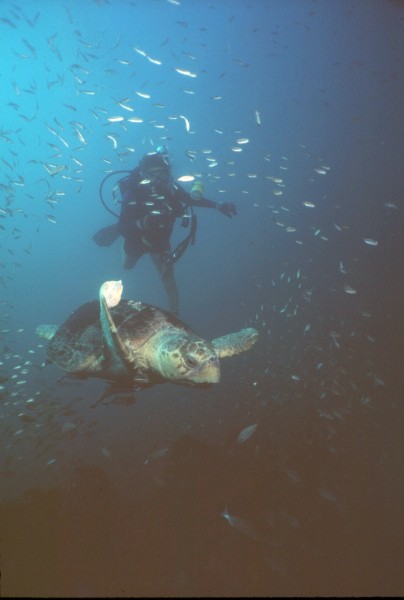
[{"x1": 0, "y1": 0, "x2": 403, "y2": 597}]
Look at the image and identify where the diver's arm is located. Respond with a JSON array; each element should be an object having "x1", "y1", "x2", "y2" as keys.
[
  {"x1": 185, "y1": 192, "x2": 237, "y2": 216},
  {"x1": 174, "y1": 183, "x2": 217, "y2": 208},
  {"x1": 174, "y1": 183, "x2": 236, "y2": 217},
  {"x1": 189, "y1": 196, "x2": 217, "y2": 209}
]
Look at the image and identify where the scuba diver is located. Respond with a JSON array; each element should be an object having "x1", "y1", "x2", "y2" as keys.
[{"x1": 93, "y1": 146, "x2": 237, "y2": 315}]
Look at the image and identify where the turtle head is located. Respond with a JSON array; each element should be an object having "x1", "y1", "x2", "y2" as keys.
[{"x1": 154, "y1": 333, "x2": 220, "y2": 386}]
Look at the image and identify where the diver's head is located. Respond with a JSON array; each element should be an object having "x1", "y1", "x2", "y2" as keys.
[{"x1": 139, "y1": 147, "x2": 171, "y2": 184}]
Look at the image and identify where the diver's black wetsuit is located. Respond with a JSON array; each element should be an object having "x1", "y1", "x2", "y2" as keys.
[{"x1": 118, "y1": 168, "x2": 216, "y2": 315}]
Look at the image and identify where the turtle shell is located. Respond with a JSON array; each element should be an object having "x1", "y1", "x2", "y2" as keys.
[
  {"x1": 47, "y1": 301, "x2": 104, "y2": 375},
  {"x1": 47, "y1": 299, "x2": 193, "y2": 378}
]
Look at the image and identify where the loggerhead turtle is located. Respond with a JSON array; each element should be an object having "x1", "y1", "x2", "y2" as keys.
[{"x1": 36, "y1": 281, "x2": 258, "y2": 392}]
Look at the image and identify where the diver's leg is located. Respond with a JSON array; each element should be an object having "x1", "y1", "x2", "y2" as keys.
[
  {"x1": 151, "y1": 253, "x2": 179, "y2": 315},
  {"x1": 122, "y1": 237, "x2": 142, "y2": 269}
]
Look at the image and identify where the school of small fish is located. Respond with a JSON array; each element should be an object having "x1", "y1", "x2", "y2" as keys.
[{"x1": 0, "y1": 3, "x2": 397, "y2": 565}]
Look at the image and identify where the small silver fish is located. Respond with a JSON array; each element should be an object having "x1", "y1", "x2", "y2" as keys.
[
  {"x1": 175, "y1": 68, "x2": 197, "y2": 78},
  {"x1": 179, "y1": 114, "x2": 190, "y2": 132},
  {"x1": 237, "y1": 423, "x2": 257, "y2": 444},
  {"x1": 221, "y1": 508, "x2": 272, "y2": 546},
  {"x1": 106, "y1": 134, "x2": 118, "y2": 149}
]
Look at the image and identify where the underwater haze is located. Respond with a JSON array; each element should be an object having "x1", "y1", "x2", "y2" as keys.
[{"x1": 1, "y1": 0, "x2": 403, "y2": 596}]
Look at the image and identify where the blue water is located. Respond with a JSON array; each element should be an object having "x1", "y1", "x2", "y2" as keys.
[{"x1": 1, "y1": 0, "x2": 403, "y2": 596}]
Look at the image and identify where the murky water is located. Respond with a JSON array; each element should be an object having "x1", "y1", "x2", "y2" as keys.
[{"x1": 1, "y1": 0, "x2": 403, "y2": 596}]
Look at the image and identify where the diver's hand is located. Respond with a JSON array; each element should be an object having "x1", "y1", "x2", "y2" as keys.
[{"x1": 217, "y1": 201, "x2": 237, "y2": 218}]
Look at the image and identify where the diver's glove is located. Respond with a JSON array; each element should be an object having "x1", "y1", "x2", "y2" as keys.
[{"x1": 216, "y1": 201, "x2": 237, "y2": 218}]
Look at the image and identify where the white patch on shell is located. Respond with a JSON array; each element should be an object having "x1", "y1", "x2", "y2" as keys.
[{"x1": 101, "y1": 280, "x2": 123, "y2": 308}]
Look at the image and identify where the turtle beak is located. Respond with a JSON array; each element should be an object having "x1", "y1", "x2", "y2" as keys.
[{"x1": 190, "y1": 355, "x2": 220, "y2": 384}]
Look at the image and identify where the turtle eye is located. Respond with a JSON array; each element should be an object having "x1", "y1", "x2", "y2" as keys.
[{"x1": 184, "y1": 354, "x2": 198, "y2": 369}]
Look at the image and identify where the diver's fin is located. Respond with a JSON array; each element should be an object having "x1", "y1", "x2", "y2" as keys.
[{"x1": 93, "y1": 224, "x2": 120, "y2": 247}]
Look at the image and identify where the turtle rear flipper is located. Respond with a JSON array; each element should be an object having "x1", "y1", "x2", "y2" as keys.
[
  {"x1": 99, "y1": 280, "x2": 131, "y2": 376},
  {"x1": 36, "y1": 324, "x2": 59, "y2": 341},
  {"x1": 90, "y1": 381, "x2": 137, "y2": 408},
  {"x1": 212, "y1": 327, "x2": 258, "y2": 358}
]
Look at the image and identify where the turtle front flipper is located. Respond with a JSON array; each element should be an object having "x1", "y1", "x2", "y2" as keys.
[
  {"x1": 211, "y1": 327, "x2": 258, "y2": 358},
  {"x1": 99, "y1": 280, "x2": 131, "y2": 376},
  {"x1": 36, "y1": 324, "x2": 59, "y2": 340}
]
